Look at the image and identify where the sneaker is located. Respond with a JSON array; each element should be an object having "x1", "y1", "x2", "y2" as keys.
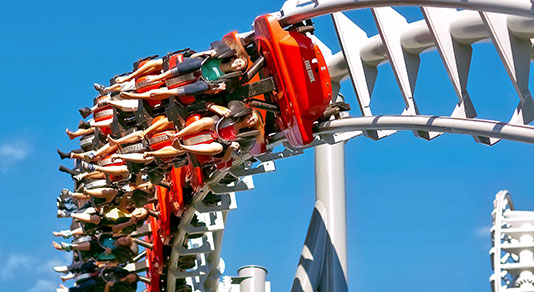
[
  {"x1": 60, "y1": 188, "x2": 71, "y2": 199},
  {"x1": 53, "y1": 230, "x2": 73, "y2": 239},
  {"x1": 78, "y1": 107, "x2": 93, "y2": 119},
  {"x1": 57, "y1": 202, "x2": 76, "y2": 212},
  {"x1": 80, "y1": 161, "x2": 96, "y2": 172},
  {"x1": 93, "y1": 83, "x2": 106, "y2": 95},
  {"x1": 83, "y1": 152, "x2": 96, "y2": 162},
  {"x1": 57, "y1": 210, "x2": 71, "y2": 218},
  {"x1": 53, "y1": 266, "x2": 69, "y2": 274},
  {"x1": 63, "y1": 203, "x2": 77, "y2": 212},
  {"x1": 60, "y1": 242, "x2": 73, "y2": 252}
]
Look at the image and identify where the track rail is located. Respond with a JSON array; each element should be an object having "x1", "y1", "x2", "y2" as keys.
[
  {"x1": 277, "y1": 0, "x2": 534, "y2": 26},
  {"x1": 165, "y1": 1, "x2": 534, "y2": 291},
  {"x1": 166, "y1": 154, "x2": 271, "y2": 292},
  {"x1": 317, "y1": 115, "x2": 534, "y2": 144}
]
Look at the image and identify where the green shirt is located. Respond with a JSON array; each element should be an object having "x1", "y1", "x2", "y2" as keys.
[
  {"x1": 201, "y1": 59, "x2": 225, "y2": 81},
  {"x1": 95, "y1": 237, "x2": 117, "y2": 261}
]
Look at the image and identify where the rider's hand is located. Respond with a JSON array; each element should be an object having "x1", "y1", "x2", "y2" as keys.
[{"x1": 230, "y1": 142, "x2": 240, "y2": 151}]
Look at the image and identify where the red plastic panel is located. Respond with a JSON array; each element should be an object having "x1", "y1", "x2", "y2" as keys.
[
  {"x1": 184, "y1": 164, "x2": 204, "y2": 193},
  {"x1": 182, "y1": 114, "x2": 216, "y2": 165},
  {"x1": 136, "y1": 76, "x2": 164, "y2": 94},
  {"x1": 156, "y1": 185, "x2": 172, "y2": 244},
  {"x1": 148, "y1": 130, "x2": 175, "y2": 150},
  {"x1": 146, "y1": 212, "x2": 162, "y2": 292},
  {"x1": 134, "y1": 59, "x2": 164, "y2": 108},
  {"x1": 93, "y1": 95, "x2": 114, "y2": 123},
  {"x1": 146, "y1": 116, "x2": 176, "y2": 158},
  {"x1": 170, "y1": 165, "x2": 185, "y2": 216},
  {"x1": 254, "y1": 15, "x2": 332, "y2": 147},
  {"x1": 100, "y1": 155, "x2": 126, "y2": 182},
  {"x1": 167, "y1": 54, "x2": 184, "y2": 69}
]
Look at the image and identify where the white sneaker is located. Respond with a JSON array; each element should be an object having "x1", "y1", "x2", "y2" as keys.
[
  {"x1": 56, "y1": 210, "x2": 71, "y2": 218},
  {"x1": 56, "y1": 230, "x2": 72, "y2": 239},
  {"x1": 53, "y1": 266, "x2": 69, "y2": 274}
]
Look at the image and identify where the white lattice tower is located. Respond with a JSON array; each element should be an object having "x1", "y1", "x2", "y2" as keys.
[{"x1": 491, "y1": 190, "x2": 534, "y2": 291}]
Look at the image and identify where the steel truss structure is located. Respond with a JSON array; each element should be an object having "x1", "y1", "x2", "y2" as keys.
[
  {"x1": 491, "y1": 191, "x2": 534, "y2": 291},
  {"x1": 161, "y1": 1, "x2": 534, "y2": 291}
]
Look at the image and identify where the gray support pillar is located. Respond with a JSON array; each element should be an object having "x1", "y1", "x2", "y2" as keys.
[
  {"x1": 291, "y1": 201, "x2": 328, "y2": 292},
  {"x1": 315, "y1": 142, "x2": 348, "y2": 292},
  {"x1": 238, "y1": 265, "x2": 268, "y2": 292}
]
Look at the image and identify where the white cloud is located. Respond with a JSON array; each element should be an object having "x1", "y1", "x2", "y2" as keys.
[
  {"x1": 0, "y1": 254, "x2": 33, "y2": 280},
  {"x1": 37, "y1": 257, "x2": 65, "y2": 275},
  {"x1": 0, "y1": 252, "x2": 68, "y2": 282},
  {"x1": 0, "y1": 143, "x2": 28, "y2": 160},
  {"x1": 0, "y1": 139, "x2": 31, "y2": 172},
  {"x1": 0, "y1": 253, "x2": 69, "y2": 291},
  {"x1": 474, "y1": 225, "x2": 491, "y2": 238},
  {"x1": 28, "y1": 279, "x2": 57, "y2": 292}
]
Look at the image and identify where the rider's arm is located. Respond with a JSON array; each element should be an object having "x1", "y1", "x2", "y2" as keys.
[
  {"x1": 222, "y1": 142, "x2": 240, "y2": 162},
  {"x1": 207, "y1": 103, "x2": 231, "y2": 117},
  {"x1": 104, "y1": 281, "x2": 114, "y2": 292},
  {"x1": 191, "y1": 49, "x2": 217, "y2": 59},
  {"x1": 112, "y1": 217, "x2": 136, "y2": 233}
]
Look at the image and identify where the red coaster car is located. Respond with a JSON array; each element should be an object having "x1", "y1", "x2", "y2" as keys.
[
  {"x1": 164, "y1": 53, "x2": 200, "y2": 105},
  {"x1": 254, "y1": 15, "x2": 332, "y2": 147},
  {"x1": 93, "y1": 95, "x2": 114, "y2": 136},
  {"x1": 99, "y1": 155, "x2": 127, "y2": 182},
  {"x1": 134, "y1": 57, "x2": 165, "y2": 108}
]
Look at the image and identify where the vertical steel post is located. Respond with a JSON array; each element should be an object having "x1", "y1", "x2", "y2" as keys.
[
  {"x1": 239, "y1": 265, "x2": 268, "y2": 292},
  {"x1": 315, "y1": 142, "x2": 349, "y2": 292}
]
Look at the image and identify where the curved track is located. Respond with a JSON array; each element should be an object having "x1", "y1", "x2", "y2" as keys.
[{"x1": 165, "y1": 1, "x2": 534, "y2": 291}]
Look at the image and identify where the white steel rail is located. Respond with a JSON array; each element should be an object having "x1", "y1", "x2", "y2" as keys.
[
  {"x1": 327, "y1": 9, "x2": 534, "y2": 145},
  {"x1": 276, "y1": 0, "x2": 534, "y2": 26},
  {"x1": 165, "y1": 1, "x2": 534, "y2": 291},
  {"x1": 316, "y1": 115, "x2": 534, "y2": 144}
]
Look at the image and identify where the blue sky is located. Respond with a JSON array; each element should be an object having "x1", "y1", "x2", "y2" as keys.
[{"x1": 0, "y1": 1, "x2": 533, "y2": 291}]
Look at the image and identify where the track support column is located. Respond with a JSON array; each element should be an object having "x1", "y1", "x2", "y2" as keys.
[{"x1": 315, "y1": 142, "x2": 348, "y2": 292}]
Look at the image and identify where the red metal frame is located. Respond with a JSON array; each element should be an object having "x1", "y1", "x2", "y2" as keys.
[
  {"x1": 146, "y1": 210, "x2": 162, "y2": 292},
  {"x1": 156, "y1": 185, "x2": 173, "y2": 244},
  {"x1": 169, "y1": 165, "x2": 185, "y2": 217}
]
